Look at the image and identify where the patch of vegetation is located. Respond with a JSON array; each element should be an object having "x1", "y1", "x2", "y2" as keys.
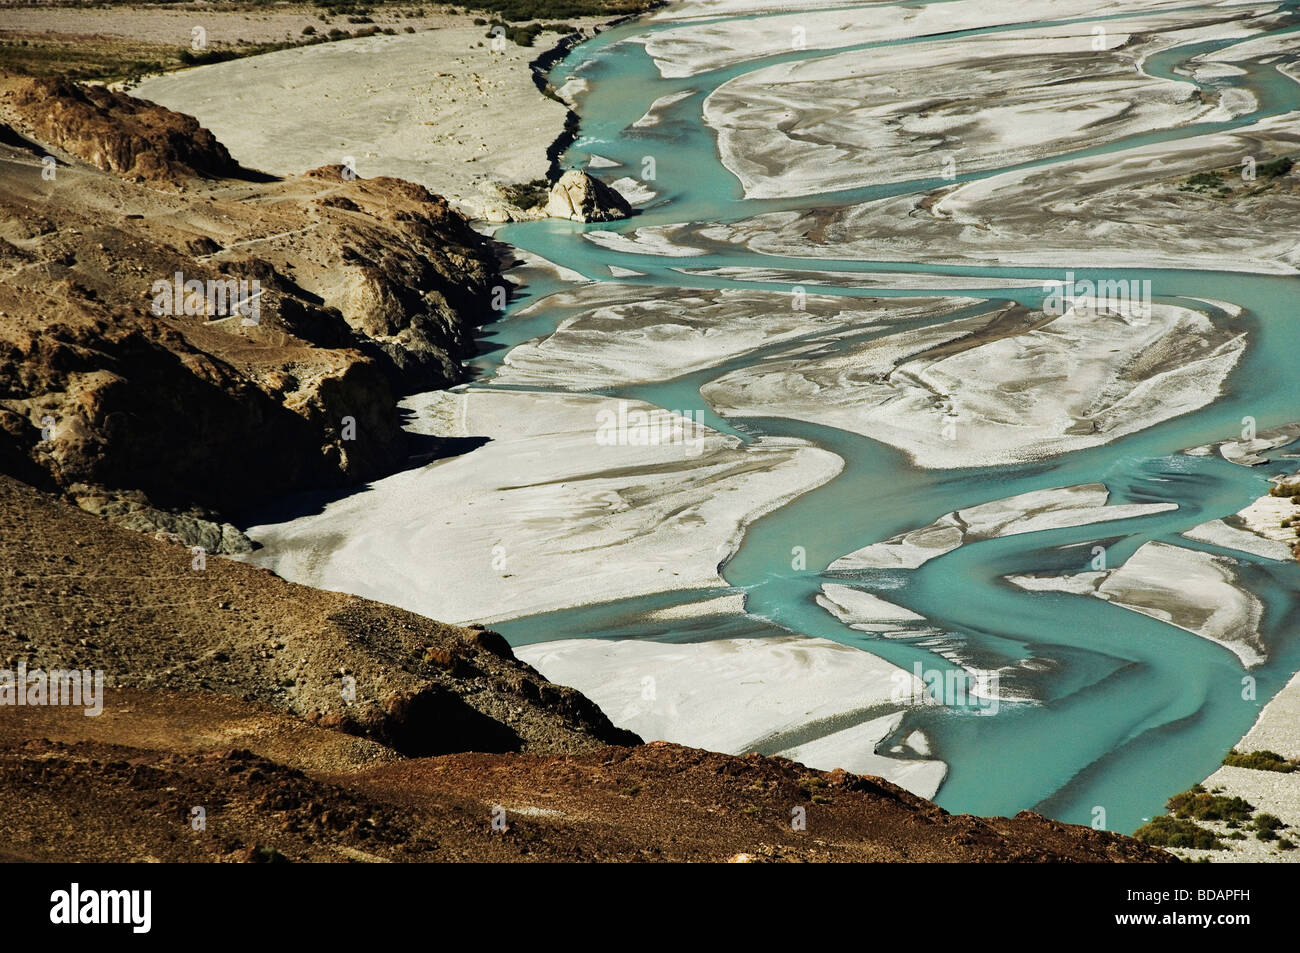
[
  {"x1": 1134, "y1": 816, "x2": 1225, "y2": 850},
  {"x1": 314, "y1": 0, "x2": 377, "y2": 13},
  {"x1": 249, "y1": 844, "x2": 290, "y2": 863},
  {"x1": 1166, "y1": 784, "x2": 1254, "y2": 823},
  {"x1": 0, "y1": 15, "x2": 403, "y2": 83},
  {"x1": 466, "y1": 0, "x2": 653, "y2": 21},
  {"x1": 797, "y1": 775, "x2": 827, "y2": 796},
  {"x1": 0, "y1": 33, "x2": 170, "y2": 83},
  {"x1": 500, "y1": 177, "x2": 552, "y2": 210},
  {"x1": 1146, "y1": 783, "x2": 1294, "y2": 852},
  {"x1": 178, "y1": 48, "x2": 246, "y2": 67},
  {"x1": 1259, "y1": 156, "x2": 1294, "y2": 178},
  {"x1": 1254, "y1": 813, "x2": 1286, "y2": 841},
  {"x1": 484, "y1": 19, "x2": 575, "y2": 46},
  {"x1": 1223, "y1": 748, "x2": 1298, "y2": 773},
  {"x1": 1178, "y1": 155, "x2": 1294, "y2": 196},
  {"x1": 1179, "y1": 170, "x2": 1225, "y2": 193},
  {"x1": 178, "y1": 28, "x2": 397, "y2": 68}
]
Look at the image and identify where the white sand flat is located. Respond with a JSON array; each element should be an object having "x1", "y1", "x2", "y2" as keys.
[
  {"x1": 833, "y1": 484, "x2": 1177, "y2": 570},
  {"x1": 703, "y1": 301, "x2": 1244, "y2": 470},
  {"x1": 515, "y1": 633, "x2": 946, "y2": 798},
  {"x1": 1008, "y1": 541, "x2": 1267, "y2": 667},
  {"x1": 242, "y1": 389, "x2": 842, "y2": 624}
]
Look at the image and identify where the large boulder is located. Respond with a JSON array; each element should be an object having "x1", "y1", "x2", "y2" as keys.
[{"x1": 545, "y1": 169, "x2": 632, "y2": 222}]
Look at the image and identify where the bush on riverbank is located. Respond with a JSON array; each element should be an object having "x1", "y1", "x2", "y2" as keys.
[
  {"x1": 1133, "y1": 816, "x2": 1225, "y2": 850},
  {"x1": 1166, "y1": 785, "x2": 1254, "y2": 823},
  {"x1": 500, "y1": 177, "x2": 552, "y2": 210},
  {"x1": 313, "y1": 0, "x2": 657, "y2": 21},
  {"x1": 1254, "y1": 813, "x2": 1286, "y2": 841},
  {"x1": 1178, "y1": 155, "x2": 1295, "y2": 196},
  {"x1": 465, "y1": 0, "x2": 654, "y2": 20},
  {"x1": 1222, "y1": 748, "x2": 1298, "y2": 772},
  {"x1": 484, "y1": 19, "x2": 574, "y2": 46}
]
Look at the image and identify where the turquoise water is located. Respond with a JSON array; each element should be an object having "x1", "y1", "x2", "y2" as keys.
[{"x1": 481, "y1": 2, "x2": 1300, "y2": 833}]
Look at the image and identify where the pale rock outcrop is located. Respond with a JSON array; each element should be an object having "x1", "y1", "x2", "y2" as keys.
[{"x1": 545, "y1": 169, "x2": 633, "y2": 222}]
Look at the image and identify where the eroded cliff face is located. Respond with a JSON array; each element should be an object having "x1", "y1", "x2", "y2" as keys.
[{"x1": 0, "y1": 73, "x2": 506, "y2": 535}]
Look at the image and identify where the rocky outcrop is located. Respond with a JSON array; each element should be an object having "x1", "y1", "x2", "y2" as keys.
[
  {"x1": 68, "y1": 484, "x2": 253, "y2": 555},
  {"x1": 0, "y1": 79, "x2": 505, "y2": 521},
  {"x1": 0, "y1": 288, "x2": 404, "y2": 515},
  {"x1": 1, "y1": 73, "x2": 239, "y2": 185},
  {"x1": 545, "y1": 168, "x2": 633, "y2": 222},
  {"x1": 306, "y1": 166, "x2": 503, "y2": 392},
  {"x1": 476, "y1": 179, "x2": 552, "y2": 223},
  {"x1": 476, "y1": 171, "x2": 634, "y2": 224}
]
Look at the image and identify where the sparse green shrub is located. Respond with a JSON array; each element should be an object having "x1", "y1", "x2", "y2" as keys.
[
  {"x1": 1134, "y1": 816, "x2": 1225, "y2": 850},
  {"x1": 1223, "y1": 749, "x2": 1297, "y2": 772},
  {"x1": 1254, "y1": 813, "x2": 1285, "y2": 834},
  {"x1": 1179, "y1": 170, "x2": 1225, "y2": 193},
  {"x1": 1167, "y1": 785, "x2": 1254, "y2": 824},
  {"x1": 500, "y1": 177, "x2": 551, "y2": 209},
  {"x1": 1259, "y1": 156, "x2": 1294, "y2": 178}
]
